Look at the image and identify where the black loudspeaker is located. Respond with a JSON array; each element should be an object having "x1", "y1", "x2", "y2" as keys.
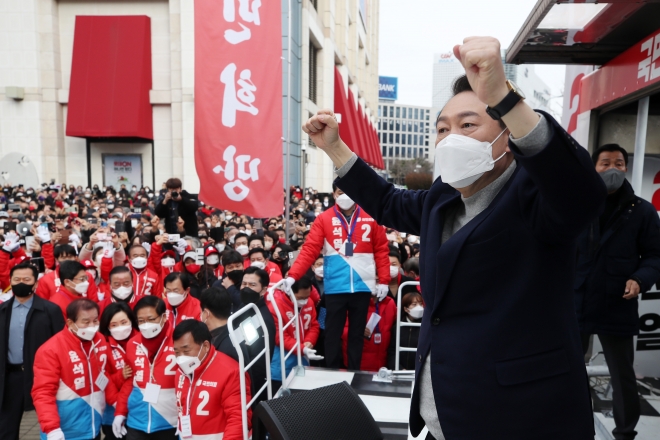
[{"x1": 255, "y1": 381, "x2": 383, "y2": 440}]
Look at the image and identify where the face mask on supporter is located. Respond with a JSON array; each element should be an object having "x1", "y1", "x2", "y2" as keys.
[
  {"x1": 226, "y1": 269, "x2": 244, "y2": 285},
  {"x1": 226, "y1": 215, "x2": 233, "y2": 221},
  {"x1": 186, "y1": 264, "x2": 201, "y2": 275},
  {"x1": 139, "y1": 316, "x2": 164, "y2": 339},
  {"x1": 599, "y1": 168, "x2": 626, "y2": 193},
  {"x1": 131, "y1": 257, "x2": 147, "y2": 269},
  {"x1": 433, "y1": 129, "x2": 508, "y2": 188},
  {"x1": 407, "y1": 236, "x2": 417, "y2": 244},
  {"x1": 263, "y1": 240, "x2": 273, "y2": 251},
  {"x1": 335, "y1": 194, "x2": 355, "y2": 211},
  {"x1": 206, "y1": 255, "x2": 220, "y2": 266},
  {"x1": 205, "y1": 222, "x2": 211, "y2": 228},
  {"x1": 216, "y1": 243, "x2": 226, "y2": 253},
  {"x1": 228, "y1": 235, "x2": 236, "y2": 245},
  {"x1": 235, "y1": 245, "x2": 249, "y2": 256},
  {"x1": 107, "y1": 204, "x2": 114, "y2": 210},
  {"x1": 167, "y1": 291, "x2": 187, "y2": 306},
  {"x1": 110, "y1": 325, "x2": 132, "y2": 341},
  {"x1": 314, "y1": 266, "x2": 324, "y2": 278},
  {"x1": 12, "y1": 283, "x2": 34, "y2": 298},
  {"x1": 73, "y1": 324, "x2": 98, "y2": 341},
  {"x1": 296, "y1": 299, "x2": 308, "y2": 308},
  {"x1": 389, "y1": 266, "x2": 400, "y2": 279},
  {"x1": 69, "y1": 280, "x2": 90, "y2": 295},
  {"x1": 240, "y1": 287, "x2": 261, "y2": 305},
  {"x1": 250, "y1": 260, "x2": 266, "y2": 270},
  {"x1": 177, "y1": 346, "x2": 205, "y2": 375},
  {"x1": 408, "y1": 305, "x2": 424, "y2": 320},
  {"x1": 112, "y1": 286, "x2": 133, "y2": 300},
  {"x1": 162, "y1": 257, "x2": 175, "y2": 268}
]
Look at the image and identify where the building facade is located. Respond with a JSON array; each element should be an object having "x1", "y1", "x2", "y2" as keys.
[
  {"x1": 377, "y1": 102, "x2": 435, "y2": 174},
  {"x1": 0, "y1": 0, "x2": 380, "y2": 193}
]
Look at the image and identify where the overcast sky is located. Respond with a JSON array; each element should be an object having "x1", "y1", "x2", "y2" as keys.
[{"x1": 378, "y1": 0, "x2": 566, "y2": 112}]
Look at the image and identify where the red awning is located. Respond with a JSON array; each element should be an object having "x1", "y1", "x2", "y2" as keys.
[
  {"x1": 334, "y1": 69, "x2": 361, "y2": 158},
  {"x1": 66, "y1": 16, "x2": 153, "y2": 139}
]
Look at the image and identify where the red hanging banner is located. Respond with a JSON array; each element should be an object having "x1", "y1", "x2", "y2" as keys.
[{"x1": 195, "y1": 0, "x2": 283, "y2": 217}]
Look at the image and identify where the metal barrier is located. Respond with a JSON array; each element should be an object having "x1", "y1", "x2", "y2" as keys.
[
  {"x1": 394, "y1": 281, "x2": 421, "y2": 371},
  {"x1": 266, "y1": 278, "x2": 304, "y2": 395},
  {"x1": 227, "y1": 303, "x2": 274, "y2": 440}
]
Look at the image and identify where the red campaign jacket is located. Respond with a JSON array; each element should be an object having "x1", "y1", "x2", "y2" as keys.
[
  {"x1": 32, "y1": 328, "x2": 117, "y2": 437},
  {"x1": 267, "y1": 290, "x2": 320, "y2": 351},
  {"x1": 0, "y1": 247, "x2": 27, "y2": 291},
  {"x1": 147, "y1": 242, "x2": 177, "y2": 282},
  {"x1": 243, "y1": 259, "x2": 283, "y2": 279},
  {"x1": 342, "y1": 296, "x2": 397, "y2": 372},
  {"x1": 97, "y1": 290, "x2": 144, "y2": 316},
  {"x1": 175, "y1": 346, "x2": 250, "y2": 439},
  {"x1": 288, "y1": 206, "x2": 391, "y2": 294},
  {"x1": 129, "y1": 265, "x2": 161, "y2": 298},
  {"x1": 106, "y1": 333, "x2": 136, "y2": 390},
  {"x1": 42, "y1": 241, "x2": 55, "y2": 270},
  {"x1": 36, "y1": 267, "x2": 99, "y2": 302},
  {"x1": 116, "y1": 326, "x2": 178, "y2": 432},
  {"x1": 165, "y1": 293, "x2": 201, "y2": 327}
]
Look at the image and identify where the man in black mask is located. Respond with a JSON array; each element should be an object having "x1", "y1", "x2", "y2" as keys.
[
  {"x1": 575, "y1": 143, "x2": 660, "y2": 440},
  {"x1": 0, "y1": 262, "x2": 64, "y2": 439},
  {"x1": 212, "y1": 250, "x2": 244, "y2": 312}
]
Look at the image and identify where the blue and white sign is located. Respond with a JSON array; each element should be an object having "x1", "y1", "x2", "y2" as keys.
[{"x1": 379, "y1": 76, "x2": 398, "y2": 101}]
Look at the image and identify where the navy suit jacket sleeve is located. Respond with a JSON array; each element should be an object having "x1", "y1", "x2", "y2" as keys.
[{"x1": 632, "y1": 203, "x2": 660, "y2": 292}]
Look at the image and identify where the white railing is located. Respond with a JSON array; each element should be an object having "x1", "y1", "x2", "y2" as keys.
[
  {"x1": 266, "y1": 278, "x2": 304, "y2": 394},
  {"x1": 227, "y1": 303, "x2": 273, "y2": 440},
  {"x1": 394, "y1": 281, "x2": 421, "y2": 371}
]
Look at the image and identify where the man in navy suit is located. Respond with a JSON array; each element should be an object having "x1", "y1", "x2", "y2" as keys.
[{"x1": 303, "y1": 37, "x2": 606, "y2": 439}]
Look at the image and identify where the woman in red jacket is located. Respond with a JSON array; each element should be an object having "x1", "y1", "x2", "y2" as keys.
[{"x1": 99, "y1": 302, "x2": 138, "y2": 440}]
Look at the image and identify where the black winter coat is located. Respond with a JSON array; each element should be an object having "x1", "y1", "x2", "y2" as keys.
[
  {"x1": 575, "y1": 179, "x2": 660, "y2": 336},
  {"x1": 0, "y1": 295, "x2": 64, "y2": 410},
  {"x1": 154, "y1": 190, "x2": 199, "y2": 237}
]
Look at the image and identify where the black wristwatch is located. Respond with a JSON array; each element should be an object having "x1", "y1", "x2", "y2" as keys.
[{"x1": 485, "y1": 80, "x2": 525, "y2": 120}]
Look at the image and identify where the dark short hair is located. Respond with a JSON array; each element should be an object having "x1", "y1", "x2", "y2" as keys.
[
  {"x1": 403, "y1": 257, "x2": 420, "y2": 276},
  {"x1": 388, "y1": 251, "x2": 402, "y2": 264},
  {"x1": 248, "y1": 235, "x2": 264, "y2": 247},
  {"x1": 332, "y1": 182, "x2": 340, "y2": 192},
  {"x1": 134, "y1": 295, "x2": 166, "y2": 316},
  {"x1": 244, "y1": 266, "x2": 269, "y2": 289},
  {"x1": 200, "y1": 287, "x2": 232, "y2": 320},
  {"x1": 592, "y1": 144, "x2": 629, "y2": 166},
  {"x1": 54, "y1": 244, "x2": 76, "y2": 260},
  {"x1": 109, "y1": 266, "x2": 132, "y2": 283},
  {"x1": 248, "y1": 247, "x2": 266, "y2": 259},
  {"x1": 292, "y1": 276, "x2": 312, "y2": 293},
  {"x1": 222, "y1": 250, "x2": 244, "y2": 267},
  {"x1": 59, "y1": 260, "x2": 86, "y2": 282},
  {"x1": 99, "y1": 302, "x2": 138, "y2": 337},
  {"x1": 165, "y1": 178, "x2": 182, "y2": 189},
  {"x1": 233, "y1": 232, "x2": 248, "y2": 243},
  {"x1": 173, "y1": 319, "x2": 212, "y2": 345},
  {"x1": 10, "y1": 261, "x2": 38, "y2": 280},
  {"x1": 164, "y1": 272, "x2": 191, "y2": 290},
  {"x1": 437, "y1": 74, "x2": 506, "y2": 130},
  {"x1": 66, "y1": 298, "x2": 99, "y2": 322}
]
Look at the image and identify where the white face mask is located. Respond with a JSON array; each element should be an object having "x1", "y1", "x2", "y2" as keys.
[
  {"x1": 162, "y1": 257, "x2": 176, "y2": 268},
  {"x1": 131, "y1": 257, "x2": 147, "y2": 269},
  {"x1": 250, "y1": 260, "x2": 266, "y2": 270},
  {"x1": 205, "y1": 222, "x2": 211, "y2": 228},
  {"x1": 167, "y1": 291, "x2": 186, "y2": 306},
  {"x1": 408, "y1": 305, "x2": 424, "y2": 320},
  {"x1": 263, "y1": 241, "x2": 273, "y2": 251},
  {"x1": 139, "y1": 317, "x2": 164, "y2": 339},
  {"x1": 407, "y1": 236, "x2": 417, "y2": 244},
  {"x1": 236, "y1": 245, "x2": 249, "y2": 256},
  {"x1": 177, "y1": 346, "x2": 204, "y2": 375},
  {"x1": 216, "y1": 243, "x2": 226, "y2": 253},
  {"x1": 206, "y1": 254, "x2": 220, "y2": 266},
  {"x1": 335, "y1": 194, "x2": 355, "y2": 211},
  {"x1": 314, "y1": 266, "x2": 324, "y2": 278},
  {"x1": 112, "y1": 285, "x2": 133, "y2": 300},
  {"x1": 433, "y1": 129, "x2": 508, "y2": 188},
  {"x1": 389, "y1": 266, "x2": 399, "y2": 279},
  {"x1": 74, "y1": 324, "x2": 98, "y2": 341},
  {"x1": 70, "y1": 280, "x2": 90, "y2": 295},
  {"x1": 296, "y1": 299, "x2": 308, "y2": 308},
  {"x1": 109, "y1": 325, "x2": 133, "y2": 341}
]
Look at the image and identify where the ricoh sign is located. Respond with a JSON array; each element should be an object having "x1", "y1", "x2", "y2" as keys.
[{"x1": 378, "y1": 76, "x2": 398, "y2": 101}]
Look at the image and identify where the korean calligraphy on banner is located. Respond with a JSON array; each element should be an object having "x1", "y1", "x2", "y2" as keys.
[{"x1": 195, "y1": 0, "x2": 283, "y2": 217}]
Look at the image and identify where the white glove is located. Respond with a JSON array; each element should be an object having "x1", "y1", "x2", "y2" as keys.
[
  {"x1": 102, "y1": 242, "x2": 115, "y2": 259},
  {"x1": 69, "y1": 233, "x2": 80, "y2": 245},
  {"x1": 374, "y1": 284, "x2": 389, "y2": 302},
  {"x1": 112, "y1": 415, "x2": 127, "y2": 438},
  {"x1": 303, "y1": 347, "x2": 324, "y2": 361},
  {"x1": 2, "y1": 231, "x2": 20, "y2": 253},
  {"x1": 283, "y1": 277, "x2": 295, "y2": 292},
  {"x1": 37, "y1": 224, "x2": 51, "y2": 243},
  {"x1": 46, "y1": 428, "x2": 65, "y2": 440},
  {"x1": 174, "y1": 238, "x2": 187, "y2": 255}
]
